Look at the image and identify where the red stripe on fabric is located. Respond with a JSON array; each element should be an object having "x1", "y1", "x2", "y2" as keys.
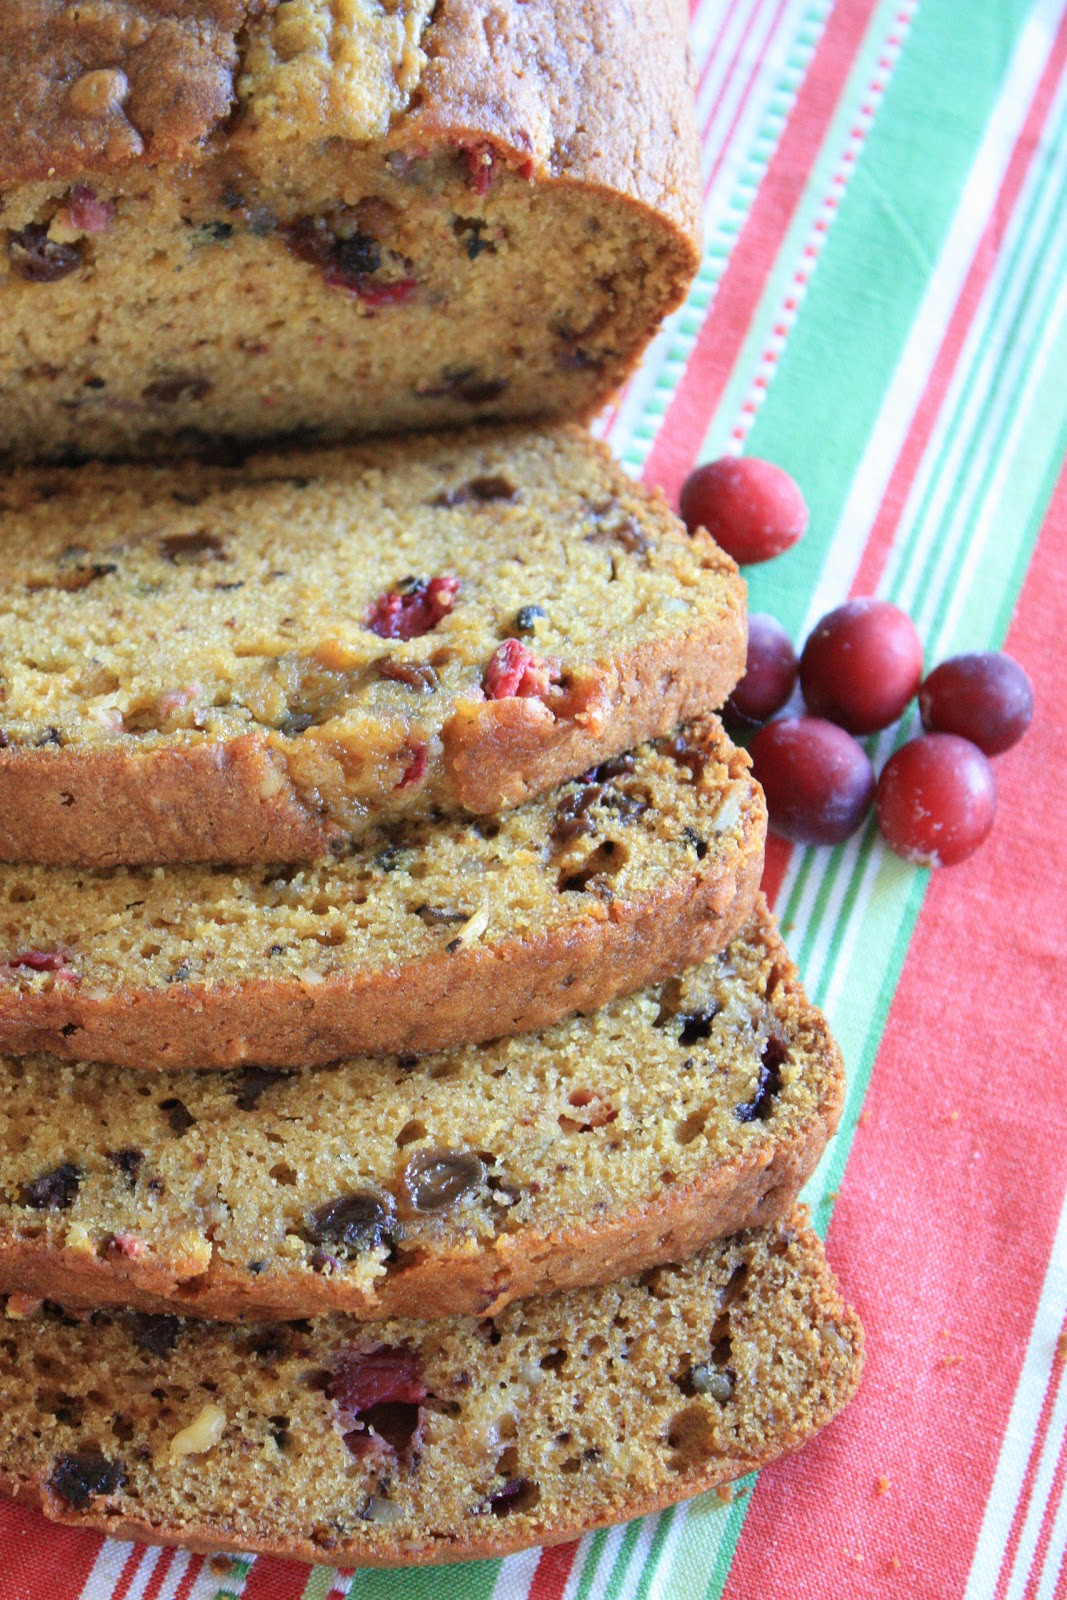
[
  {"x1": 108, "y1": 1547, "x2": 149, "y2": 1600},
  {"x1": 172, "y1": 1556, "x2": 204, "y2": 1600},
  {"x1": 642, "y1": 0, "x2": 880, "y2": 503},
  {"x1": 995, "y1": 1317, "x2": 1067, "y2": 1600},
  {"x1": 529, "y1": 1540, "x2": 580, "y2": 1600},
  {"x1": 1024, "y1": 1429, "x2": 1067, "y2": 1600},
  {"x1": 703, "y1": 0, "x2": 793, "y2": 198},
  {"x1": 234, "y1": 1558, "x2": 308, "y2": 1600},
  {"x1": 725, "y1": 466, "x2": 1067, "y2": 1595},
  {"x1": 140, "y1": 1548, "x2": 175, "y2": 1600},
  {"x1": 1055, "y1": 1533, "x2": 1067, "y2": 1599},
  {"x1": 0, "y1": 1505, "x2": 104, "y2": 1600},
  {"x1": 849, "y1": 3, "x2": 1067, "y2": 601}
]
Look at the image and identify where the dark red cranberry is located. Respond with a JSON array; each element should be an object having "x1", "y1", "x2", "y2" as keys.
[
  {"x1": 366, "y1": 576, "x2": 459, "y2": 641},
  {"x1": 724, "y1": 614, "x2": 798, "y2": 727},
  {"x1": 20, "y1": 1163, "x2": 81, "y2": 1210},
  {"x1": 49, "y1": 1453, "x2": 126, "y2": 1510},
  {"x1": 484, "y1": 639, "x2": 554, "y2": 699},
  {"x1": 735, "y1": 1039, "x2": 786, "y2": 1123},
  {"x1": 800, "y1": 598, "x2": 923, "y2": 734},
  {"x1": 461, "y1": 143, "x2": 496, "y2": 195},
  {"x1": 750, "y1": 717, "x2": 876, "y2": 846},
  {"x1": 876, "y1": 734, "x2": 996, "y2": 866},
  {"x1": 918, "y1": 652, "x2": 1033, "y2": 755},
  {"x1": 679, "y1": 457, "x2": 808, "y2": 564},
  {"x1": 8, "y1": 224, "x2": 85, "y2": 282}
]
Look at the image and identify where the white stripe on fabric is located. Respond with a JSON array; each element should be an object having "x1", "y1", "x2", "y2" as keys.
[
  {"x1": 80, "y1": 1542, "x2": 139, "y2": 1600},
  {"x1": 1035, "y1": 1459, "x2": 1067, "y2": 1600},
  {"x1": 1005, "y1": 1375, "x2": 1067, "y2": 1600},
  {"x1": 965, "y1": 1190, "x2": 1067, "y2": 1598},
  {"x1": 490, "y1": 1543, "x2": 541, "y2": 1600}
]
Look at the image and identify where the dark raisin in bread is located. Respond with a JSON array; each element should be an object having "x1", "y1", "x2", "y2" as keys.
[
  {"x1": 0, "y1": 426, "x2": 745, "y2": 866},
  {"x1": 0, "y1": 718, "x2": 766, "y2": 1069},
  {"x1": 0, "y1": 1, "x2": 700, "y2": 462},
  {"x1": 0, "y1": 1215, "x2": 862, "y2": 1566},
  {"x1": 0, "y1": 900, "x2": 842, "y2": 1321}
]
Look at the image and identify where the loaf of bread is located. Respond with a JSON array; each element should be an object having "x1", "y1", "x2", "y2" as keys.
[
  {"x1": 0, "y1": 1215, "x2": 861, "y2": 1566},
  {"x1": 0, "y1": 426, "x2": 745, "y2": 866},
  {"x1": 0, "y1": 719, "x2": 765, "y2": 1068},
  {"x1": 0, "y1": 1, "x2": 700, "y2": 463},
  {"x1": 0, "y1": 901, "x2": 842, "y2": 1321}
]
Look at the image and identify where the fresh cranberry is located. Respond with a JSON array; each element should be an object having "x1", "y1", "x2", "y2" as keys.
[
  {"x1": 366, "y1": 576, "x2": 459, "y2": 640},
  {"x1": 749, "y1": 716, "x2": 876, "y2": 846},
  {"x1": 800, "y1": 598, "x2": 924, "y2": 734},
  {"x1": 876, "y1": 734, "x2": 996, "y2": 866},
  {"x1": 484, "y1": 639, "x2": 555, "y2": 699},
  {"x1": 724, "y1": 613, "x2": 798, "y2": 727},
  {"x1": 679, "y1": 457, "x2": 808, "y2": 565},
  {"x1": 918, "y1": 652, "x2": 1033, "y2": 755}
]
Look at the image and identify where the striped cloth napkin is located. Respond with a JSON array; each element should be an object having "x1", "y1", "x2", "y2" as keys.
[{"x1": 3, "y1": 0, "x2": 1066, "y2": 1595}]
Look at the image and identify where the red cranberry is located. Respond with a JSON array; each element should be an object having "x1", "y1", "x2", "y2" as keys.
[
  {"x1": 724, "y1": 614, "x2": 798, "y2": 727},
  {"x1": 800, "y1": 598, "x2": 923, "y2": 734},
  {"x1": 484, "y1": 639, "x2": 554, "y2": 699},
  {"x1": 366, "y1": 576, "x2": 459, "y2": 641},
  {"x1": 918, "y1": 652, "x2": 1033, "y2": 755},
  {"x1": 876, "y1": 734, "x2": 996, "y2": 866},
  {"x1": 749, "y1": 717, "x2": 876, "y2": 846},
  {"x1": 679, "y1": 457, "x2": 808, "y2": 565}
]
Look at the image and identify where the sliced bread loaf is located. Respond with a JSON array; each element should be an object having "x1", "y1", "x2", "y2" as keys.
[
  {"x1": 0, "y1": 901, "x2": 842, "y2": 1321},
  {"x1": 0, "y1": 1, "x2": 700, "y2": 462},
  {"x1": 0, "y1": 718, "x2": 765, "y2": 1069},
  {"x1": 0, "y1": 1215, "x2": 862, "y2": 1566},
  {"x1": 0, "y1": 427, "x2": 744, "y2": 866}
]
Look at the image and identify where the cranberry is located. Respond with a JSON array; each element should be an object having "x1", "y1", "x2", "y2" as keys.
[
  {"x1": 484, "y1": 639, "x2": 555, "y2": 699},
  {"x1": 328, "y1": 1347, "x2": 428, "y2": 1416},
  {"x1": 461, "y1": 143, "x2": 496, "y2": 195},
  {"x1": 366, "y1": 576, "x2": 459, "y2": 640},
  {"x1": 49, "y1": 1453, "x2": 126, "y2": 1510},
  {"x1": 679, "y1": 457, "x2": 807, "y2": 565},
  {"x1": 918, "y1": 652, "x2": 1033, "y2": 755},
  {"x1": 6, "y1": 950, "x2": 79, "y2": 983},
  {"x1": 396, "y1": 741, "x2": 428, "y2": 789},
  {"x1": 63, "y1": 185, "x2": 115, "y2": 234},
  {"x1": 800, "y1": 598, "x2": 923, "y2": 734},
  {"x1": 724, "y1": 614, "x2": 798, "y2": 727},
  {"x1": 749, "y1": 717, "x2": 876, "y2": 846},
  {"x1": 8, "y1": 224, "x2": 84, "y2": 282},
  {"x1": 876, "y1": 734, "x2": 996, "y2": 866}
]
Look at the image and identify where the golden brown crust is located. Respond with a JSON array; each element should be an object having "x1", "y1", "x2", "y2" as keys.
[
  {"x1": 0, "y1": 737, "x2": 333, "y2": 866},
  {"x1": 0, "y1": 789, "x2": 766, "y2": 1067},
  {"x1": 0, "y1": 2, "x2": 267, "y2": 185}
]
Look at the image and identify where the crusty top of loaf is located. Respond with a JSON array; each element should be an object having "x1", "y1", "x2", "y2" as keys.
[{"x1": 1, "y1": 1, "x2": 700, "y2": 244}]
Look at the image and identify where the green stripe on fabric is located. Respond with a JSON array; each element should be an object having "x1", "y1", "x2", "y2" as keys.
[
  {"x1": 573, "y1": 1528, "x2": 611, "y2": 1600},
  {"x1": 300, "y1": 1570, "x2": 342, "y2": 1600},
  {"x1": 350, "y1": 1561, "x2": 500, "y2": 1600},
  {"x1": 702, "y1": 1485, "x2": 757, "y2": 1600},
  {"x1": 632, "y1": 1506, "x2": 676, "y2": 1600},
  {"x1": 601, "y1": 1519, "x2": 645, "y2": 1600},
  {"x1": 739, "y1": 0, "x2": 1039, "y2": 636}
]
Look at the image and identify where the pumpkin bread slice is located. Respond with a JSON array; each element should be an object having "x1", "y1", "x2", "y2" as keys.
[
  {"x1": 0, "y1": 1214, "x2": 862, "y2": 1567},
  {"x1": 0, "y1": 718, "x2": 765, "y2": 1069}
]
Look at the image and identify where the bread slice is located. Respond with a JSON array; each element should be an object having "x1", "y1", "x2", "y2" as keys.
[
  {"x1": 0, "y1": 1, "x2": 700, "y2": 463},
  {"x1": 0, "y1": 718, "x2": 765, "y2": 1069},
  {"x1": 0, "y1": 426, "x2": 745, "y2": 866},
  {"x1": 0, "y1": 901, "x2": 842, "y2": 1321},
  {"x1": 0, "y1": 1215, "x2": 862, "y2": 1566}
]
